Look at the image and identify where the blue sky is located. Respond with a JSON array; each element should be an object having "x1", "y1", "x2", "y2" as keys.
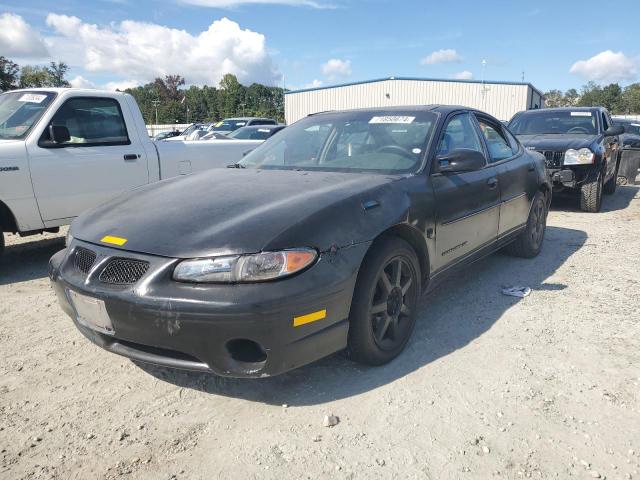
[{"x1": 1, "y1": 0, "x2": 638, "y2": 92}]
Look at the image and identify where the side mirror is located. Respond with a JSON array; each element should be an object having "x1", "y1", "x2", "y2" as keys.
[
  {"x1": 49, "y1": 125, "x2": 71, "y2": 144},
  {"x1": 436, "y1": 149, "x2": 486, "y2": 173},
  {"x1": 605, "y1": 125, "x2": 625, "y2": 136}
]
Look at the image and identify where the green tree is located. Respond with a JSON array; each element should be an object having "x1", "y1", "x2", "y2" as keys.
[
  {"x1": 543, "y1": 89, "x2": 565, "y2": 108},
  {"x1": 622, "y1": 83, "x2": 640, "y2": 114},
  {"x1": 0, "y1": 56, "x2": 19, "y2": 91},
  {"x1": 600, "y1": 83, "x2": 623, "y2": 113},
  {"x1": 46, "y1": 61, "x2": 71, "y2": 87},
  {"x1": 19, "y1": 65, "x2": 51, "y2": 88}
]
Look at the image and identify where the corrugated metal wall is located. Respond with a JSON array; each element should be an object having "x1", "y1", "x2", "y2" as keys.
[{"x1": 285, "y1": 79, "x2": 537, "y2": 124}]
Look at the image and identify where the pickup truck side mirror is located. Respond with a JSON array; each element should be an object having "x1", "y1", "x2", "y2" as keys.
[
  {"x1": 604, "y1": 125, "x2": 625, "y2": 136},
  {"x1": 436, "y1": 149, "x2": 486, "y2": 173},
  {"x1": 48, "y1": 125, "x2": 71, "y2": 144}
]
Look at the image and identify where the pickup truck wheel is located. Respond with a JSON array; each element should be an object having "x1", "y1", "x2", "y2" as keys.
[
  {"x1": 603, "y1": 165, "x2": 618, "y2": 195},
  {"x1": 347, "y1": 236, "x2": 420, "y2": 366},
  {"x1": 505, "y1": 192, "x2": 547, "y2": 258},
  {"x1": 580, "y1": 171, "x2": 603, "y2": 213},
  {"x1": 0, "y1": 232, "x2": 4, "y2": 258}
]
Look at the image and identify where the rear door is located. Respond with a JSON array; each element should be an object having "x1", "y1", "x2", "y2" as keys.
[
  {"x1": 430, "y1": 112, "x2": 501, "y2": 271},
  {"x1": 26, "y1": 95, "x2": 150, "y2": 223},
  {"x1": 475, "y1": 114, "x2": 535, "y2": 237}
]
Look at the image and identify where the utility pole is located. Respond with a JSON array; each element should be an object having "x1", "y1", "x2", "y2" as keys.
[
  {"x1": 151, "y1": 100, "x2": 160, "y2": 136},
  {"x1": 239, "y1": 103, "x2": 246, "y2": 116},
  {"x1": 481, "y1": 59, "x2": 488, "y2": 108},
  {"x1": 522, "y1": 71, "x2": 525, "y2": 83}
]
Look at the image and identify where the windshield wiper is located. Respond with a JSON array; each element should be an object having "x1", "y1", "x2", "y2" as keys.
[{"x1": 226, "y1": 162, "x2": 246, "y2": 169}]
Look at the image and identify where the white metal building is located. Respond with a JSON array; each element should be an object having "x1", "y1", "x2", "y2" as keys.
[{"x1": 284, "y1": 77, "x2": 544, "y2": 124}]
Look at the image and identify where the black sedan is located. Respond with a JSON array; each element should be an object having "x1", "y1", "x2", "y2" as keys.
[
  {"x1": 50, "y1": 106, "x2": 551, "y2": 378},
  {"x1": 226, "y1": 125, "x2": 286, "y2": 140}
]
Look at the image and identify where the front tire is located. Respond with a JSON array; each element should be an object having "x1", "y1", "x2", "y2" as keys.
[
  {"x1": 580, "y1": 170, "x2": 603, "y2": 212},
  {"x1": 603, "y1": 164, "x2": 618, "y2": 195},
  {"x1": 506, "y1": 191, "x2": 547, "y2": 258},
  {"x1": 0, "y1": 232, "x2": 4, "y2": 259},
  {"x1": 347, "y1": 236, "x2": 421, "y2": 366}
]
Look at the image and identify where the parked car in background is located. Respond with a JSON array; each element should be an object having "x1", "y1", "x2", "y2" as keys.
[
  {"x1": 209, "y1": 117, "x2": 277, "y2": 135},
  {"x1": 227, "y1": 125, "x2": 285, "y2": 140},
  {"x1": 509, "y1": 107, "x2": 623, "y2": 212},
  {"x1": 612, "y1": 118, "x2": 640, "y2": 185},
  {"x1": 0, "y1": 89, "x2": 265, "y2": 258},
  {"x1": 50, "y1": 105, "x2": 550, "y2": 378},
  {"x1": 200, "y1": 131, "x2": 232, "y2": 140},
  {"x1": 153, "y1": 130, "x2": 181, "y2": 141}
]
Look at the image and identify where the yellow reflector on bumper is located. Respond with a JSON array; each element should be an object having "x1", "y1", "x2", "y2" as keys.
[
  {"x1": 100, "y1": 235, "x2": 128, "y2": 246},
  {"x1": 293, "y1": 309, "x2": 327, "y2": 327}
]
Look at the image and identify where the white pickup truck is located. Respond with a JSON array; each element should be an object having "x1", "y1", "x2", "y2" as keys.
[{"x1": 0, "y1": 88, "x2": 262, "y2": 256}]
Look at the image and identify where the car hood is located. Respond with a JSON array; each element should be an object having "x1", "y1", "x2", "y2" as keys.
[
  {"x1": 516, "y1": 134, "x2": 597, "y2": 151},
  {"x1": 72, "y1": 168, "x2": 402, "y2": 258},
  {"x1": 621, "y1": 133, "x2": 640, "y2": 149}
]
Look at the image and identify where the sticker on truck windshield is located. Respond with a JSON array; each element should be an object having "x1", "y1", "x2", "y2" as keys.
[
  {"x1": 570, "y1": 112, "x2": 592, "y2": 117},
  {"x1": 18, "y1": 93, "x2": 47, "y2": 103},
  {"x1": 369, "y1": 116, "x2": 415, "y2": 124}
]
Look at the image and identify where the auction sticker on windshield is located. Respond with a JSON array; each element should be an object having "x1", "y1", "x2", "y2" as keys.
[
  {"x1": 570, "y1": 112, "x2": 592, "y2": 117},
  {"x1": 18, "y1": 93, "x2": 47, "y2": 103},
  {"x1": 369, "y1": 116, "x2": 415, "y2": 124}
]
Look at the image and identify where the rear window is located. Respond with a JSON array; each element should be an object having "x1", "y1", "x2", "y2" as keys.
[{"x1": 510, "y1": 111, "x2": 597, "y2": 135}]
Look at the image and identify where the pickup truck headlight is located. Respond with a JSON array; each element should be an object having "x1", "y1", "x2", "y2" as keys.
[
  {"x1": 173, "y1": 248, "x2": 317, "y2": 283},
  {"x1": 564, "y1": 148, "x2": 594, "y2": 165}
]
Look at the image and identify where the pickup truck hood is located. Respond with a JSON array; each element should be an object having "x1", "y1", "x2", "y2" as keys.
[
  {"x1": 72, "y1": 168, "x2": 399, "y2": 258},
  {"x1": 516, "y1": 134, "x2": 597, "y2": 151},
  {"x1": 0, "y1": 139, "x2": 20, "y2": 144}
]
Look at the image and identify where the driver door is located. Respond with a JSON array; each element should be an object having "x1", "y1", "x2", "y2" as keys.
[{"x1": 430, "y1": 112, "x2": 501, "y2": 272}]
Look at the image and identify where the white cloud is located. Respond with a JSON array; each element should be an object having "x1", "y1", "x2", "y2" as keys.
[
  {"x1": 321, "y1": 58, "x2": 351, "y2": 80},
  {"x1": 570, "y1": 50, "x2": 637, "y2": 83},
  {"x1": 304, "y1": 79, "x2": 323, "y2": 89},
  {"x1": 44, "y1": 14, "x2": 280, "y2": 87},
  {"x1": 0, "y1": 13, "x2": 48, "y2": 58},
  {"x1": 104, "y1": 80, "x2": 141, "y2": 91},
  {"x1": 452, "y1": 70, "x2": 473, "y2": 80},
  {"x1": 421, "y1": 49, "x2": 462, "y2": 65},
  {"x1": 69, "y1": 75, "x2": 96, "y2": 89},
  {"x1": 181, "y1": 0, "x2": 333, "y2": 7}
]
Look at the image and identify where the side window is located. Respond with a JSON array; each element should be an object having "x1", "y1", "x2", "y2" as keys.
[
  {"x1": 476, "y1": 117, "x2": 516, "y2": 163},
  {"x1": 504, "y1": 128, "x2": 521, "y2": 154},
  {"x1": 436, "y1": 113, "x2": 483, "y2": 156},
  {"x1": 601, "y1": 112, "x2": 610, "y2": 132},
  {"x1": 45, "y1": 97, "x2": 130, "y2": 146},
  {"x1": 251, "y1": 120, "x2": 276, "y2": 126}
]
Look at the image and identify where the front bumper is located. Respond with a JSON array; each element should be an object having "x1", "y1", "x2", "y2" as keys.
[
  {"x1": 49, "y1": 240, "x2": 369, "y2": 378},
  {"x1": 548, "y1": 165, "x2": 600, "y2": 190}
]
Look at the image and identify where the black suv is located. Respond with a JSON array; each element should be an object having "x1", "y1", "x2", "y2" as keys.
[{"x1": 509, "y1": 107, "x2": 624, "y2": 212}]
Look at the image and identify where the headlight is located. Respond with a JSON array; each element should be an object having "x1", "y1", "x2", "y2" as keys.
[
  {"x1": 564, "y1": 148, "x2": 594, "y2": 165},
  {"x1": 173, "y1": 248, "x2": 318, "y2": 283}
]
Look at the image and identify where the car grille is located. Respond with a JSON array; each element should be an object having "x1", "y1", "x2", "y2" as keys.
[
  {"x1": 73, "y1": 247, "x2": 97, "y2": 274},
  {"x1": 540, "y1": 151, "x2": 564, "y2": 168},
  {"x1": 99, "y1": 258, "x2": 150, "y2": 285}
]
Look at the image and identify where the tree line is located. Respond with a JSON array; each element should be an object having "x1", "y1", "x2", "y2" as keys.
[
  {"x1": 543, "y1": 81, "x2": 640, "y2": 114},
  {"x1": 0, "y1": 56, "x2": 71, "y2": 90}
]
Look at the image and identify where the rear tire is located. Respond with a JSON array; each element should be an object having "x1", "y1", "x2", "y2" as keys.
[
  {"x1": 347, "y1": 236, "x2": 421, "y2": 366},
  {"x1": 506, "y1": 191, "x2": 547, "y2": 258},
  {"x1": 0, "y1": 232, "x2": 4, "y2": 259},
  {"x1": 580, "y1": 171, "x2": 603, "y2": 213}
]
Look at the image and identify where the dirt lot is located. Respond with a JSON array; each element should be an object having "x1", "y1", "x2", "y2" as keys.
[{"x1": 1, "y1": 185, "x2": 639, "y2": 480}]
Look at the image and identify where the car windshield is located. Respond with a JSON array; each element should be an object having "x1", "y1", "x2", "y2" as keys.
[
  {"x1": 509, "y1": 111, "x2": 597, "y2": 135},
  {"x1": 229, "y1": 127, "x2": 272, "y2": 140},
  {"x1": 0, "y1": 91, "x2": 56, "y2": 140},
  {"x1": 180, "y1": 124, "x2": 202, "y2": 136},
  {"x1": 239, "y1": 110, "x2": 437, "y2": 174},
  {"x1": 211, "y1": 120, "x2": 249, "y2": 132}
]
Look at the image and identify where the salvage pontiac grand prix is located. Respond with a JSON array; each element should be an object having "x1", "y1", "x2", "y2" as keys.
[{"x1": 49, "y1": 106, "x2": 551, "y2": 378}]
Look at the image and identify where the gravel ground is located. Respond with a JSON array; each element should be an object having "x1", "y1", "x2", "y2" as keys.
[{"x1": 1, "y1": 185, "x2": 639, "y2": 480}]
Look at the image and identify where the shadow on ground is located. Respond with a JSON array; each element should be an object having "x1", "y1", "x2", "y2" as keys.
[
  {"x1": 0, "y1": 235, "x2": 65, "y2": 285},
  {"x1": 137, "y1": 225, "x2": 587, "y2": 405}
]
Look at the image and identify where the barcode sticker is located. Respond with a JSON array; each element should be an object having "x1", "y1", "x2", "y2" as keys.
[
  {"x1": 570, "y1": 112, "x2": 592, "y2": 117},
  {"x1": 18, "y1": 93, "x2": 47, "y2": 103},
  {"x1": 369, "y1": 116, "x2": 415, "y2": 124}
]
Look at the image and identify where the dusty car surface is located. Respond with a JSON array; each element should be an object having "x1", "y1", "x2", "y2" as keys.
[
  {"x1": 509, "y1": 107, "x2": 623, "y2": 212},
  {"x1": 49, "y1": 106, "x2": 551, "y2": 378}
]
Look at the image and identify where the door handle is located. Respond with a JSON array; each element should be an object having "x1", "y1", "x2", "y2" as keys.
[
  {"x1": 124, "y1": 154, "x2": 140, "y2": 161},
  {"x1": 487, "y1": 177, "x2": 498, "y2": 189}
]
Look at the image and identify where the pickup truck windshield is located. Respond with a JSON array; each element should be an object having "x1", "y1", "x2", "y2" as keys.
[
  {"x1": 510, "y1": 111, "x2": 597, "y2": 135},
  {"x1": 240, "y1": 111, "x2": 436, "y2": 174},
  {"x1": 0, "y1": 91, "x2": 56, "y2": 140}
]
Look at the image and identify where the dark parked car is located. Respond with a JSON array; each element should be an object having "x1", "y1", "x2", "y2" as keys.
[
  {"x1": 153, "y1": 130, "x2": 181, "y2": 141},
  {"x1": 210, "y1": 117, "x2": 277, "y2": 135},
  {"x1": 227, "y1": 125, "x2": 285, "y2": 140},
  {"x1": 509, "y1": 107, "x2": 624, "y2": 212},
  {"x1": 50, "y1": 106, "x2": 551, "y2": 378},
  {"x1": 612, "y1": 118, "x2": 640, "y2": 185}
]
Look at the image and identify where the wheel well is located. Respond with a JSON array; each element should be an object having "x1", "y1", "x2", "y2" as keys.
[
  {"x1": 373, "y1": 224, "x2": 430, "y2": 282},
  {"x1": 0, "y1": 201, "x2": 18, "y2": 233}
]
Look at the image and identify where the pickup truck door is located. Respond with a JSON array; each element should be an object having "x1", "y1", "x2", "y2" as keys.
[
  {"x1": 430, "y1": 112, "x2": 501, "y2": 272},
  {"x1": 25, "y1": 95, "x2": 149, "y2": 223},
  {"x1": 474, "y1": 115, "x2": 536, "y2": 237}
]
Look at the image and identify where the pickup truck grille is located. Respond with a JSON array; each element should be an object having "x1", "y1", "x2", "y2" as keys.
[
  {"x1": 540, "y1": 151, "x2": 564, "y2": 169},
  {"x1": 99, "y1": 258, "x2": 150, "y2": 285},
  {"x1": 73, "y1": 247, "x2": 97, "y2": 274}
]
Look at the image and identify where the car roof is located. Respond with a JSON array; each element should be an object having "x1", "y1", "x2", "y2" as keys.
[
  {"x1": 224, "y1": 117, "x2": 274, "y2": 121},
  {"x1": 517, "y1": 107, "x2": 602, "y2": 115},
  {"x1": 309, "y1": 105, "x2": 501, "y2": 118},
  {"x1": 236, "y1": 124, "x2": 282, "y2": 130}
]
